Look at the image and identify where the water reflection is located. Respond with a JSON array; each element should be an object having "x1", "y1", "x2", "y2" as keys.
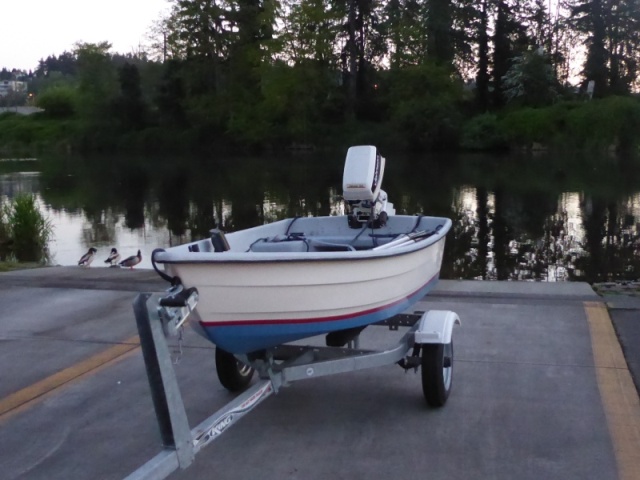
[{"x1": 0, "y1": 152, "x2": 639, "y2": 283}]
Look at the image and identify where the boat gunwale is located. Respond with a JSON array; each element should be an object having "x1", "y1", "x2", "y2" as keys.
[{"x1": 154, "y1": 232, "x2": 448, "y2": 265}]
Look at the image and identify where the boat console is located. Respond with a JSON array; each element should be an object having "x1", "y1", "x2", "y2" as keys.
[{"x1": 342, "y1": 146, "x2": 395, "y2": 228}]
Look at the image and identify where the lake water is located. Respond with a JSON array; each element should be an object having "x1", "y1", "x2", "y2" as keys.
[{"x1": 1, "y1": 151, "x2": 639, "y2": 284}]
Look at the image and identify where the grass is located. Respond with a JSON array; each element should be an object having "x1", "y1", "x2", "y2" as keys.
[{"x1": 0, "y1": 261, "x2": 42, "y2": 272}]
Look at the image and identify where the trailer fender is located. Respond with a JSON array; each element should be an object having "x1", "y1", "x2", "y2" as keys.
[{"x1": 414, "y1": 310, "x2": 461, "y2": 345}]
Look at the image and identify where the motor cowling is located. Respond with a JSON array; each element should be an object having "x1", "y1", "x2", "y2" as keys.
[{"x1": 342, "y1": 146, "x2": 395, "y2": 228}]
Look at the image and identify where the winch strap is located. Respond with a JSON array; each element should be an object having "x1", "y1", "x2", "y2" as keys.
[
  {"x1": 285, "y1": 216, "x2": 301, "y2": 236},
  {"x1": 411, "y1": 215, "x2": 424, "y2": 233},
  {"x1": 151, "y1": 248, "x2": 181, "y2": 285}
]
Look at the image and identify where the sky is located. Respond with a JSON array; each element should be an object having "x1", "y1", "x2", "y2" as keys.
[{"x1": 1, "y1": 0, "x2": 171, "y2": 72}]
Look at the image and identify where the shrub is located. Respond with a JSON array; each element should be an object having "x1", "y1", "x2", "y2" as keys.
[
  {"x1": 460, "y1": 113, "x2": 508, "y2": 150},
  {"x1": 500, "y1": 107, "x2": 557, "y2": 147},
  {"x1": 565, "y1": 96, "x2": 640, "y2": 152},
  {"x1": 0, "y1": 203, "x2": 9, "y2": 260},
  {"x1": 37, "y1": 86, "x2": 77, "y2": 118},
  {"x1": 2, "y1": 194, "x2": 53, "y2": 262}
]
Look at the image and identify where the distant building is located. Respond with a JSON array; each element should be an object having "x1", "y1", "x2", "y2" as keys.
[
  {"x1": 0, "y1": 106, "x2": 43, "y2": 115},
  {"x1": 0, "y1": 80, "x2": 27, "y2": 97}
]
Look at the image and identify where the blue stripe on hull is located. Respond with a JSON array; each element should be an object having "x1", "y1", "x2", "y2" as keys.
[{"x1": 203, "y1": 276, "x2": 440, "y2": 354}]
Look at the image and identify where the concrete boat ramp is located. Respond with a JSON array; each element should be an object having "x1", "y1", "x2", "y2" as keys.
[{"x1": 0, "y1": 267, "x2": 638, "y2": 480}]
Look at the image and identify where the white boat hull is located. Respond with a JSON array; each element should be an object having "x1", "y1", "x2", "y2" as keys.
[{"x1": 154, "y1": 215, "x2": 451, "y2": 354}]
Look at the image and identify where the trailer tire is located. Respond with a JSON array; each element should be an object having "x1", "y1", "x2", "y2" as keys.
[
  {"x1": 215, "y1": 347, "x2": 255, "y2": 392},
  {"x1": 421, "y1": 341, "x2": 453, "y2": 407}
]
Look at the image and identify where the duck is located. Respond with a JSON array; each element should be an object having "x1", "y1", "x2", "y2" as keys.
[
  {"x1": 78, "y1": 247, "x2": 98, "y2": 267},
  {"x1": 119, "y1": 250, "x2": 142, "y2": 269},
  {"x1": 104, "y1": 248, "x2": 121, "y2": 266}
]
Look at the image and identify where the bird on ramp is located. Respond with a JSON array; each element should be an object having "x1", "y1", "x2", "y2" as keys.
[
  {"x1": 78, "y1": 248, "x2": 97, "y2": 267},
  {"x1": 104, "y1": 248, "x2": 121, "y2": 266},
  {"x1": 120, "y1": 250, "x2": 142, "y2": 269}
]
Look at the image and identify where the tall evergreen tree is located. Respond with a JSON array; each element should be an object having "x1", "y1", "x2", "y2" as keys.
[
  {"x1": 383, "y1": 0, "x2": 428, "y2": 68},
  {"x1": 492, "y1": 0, "x2": 511, "y2": 108},
  {"x1": 426, "y1": 0, "x2": 454, "y2": 67},
  {"x1": 475, "y1": 0, "x2": 489, "y2": 111},
  {"x1": 333, "y1": 0, "x2": 386, "y2": 118},
  {"x1": 570, "y1": 0, "x2": 609, "y2": 97},
  {"x1": 74, "y1": 42, "x2": 118, "y2": 121},
  {"x1": 566, "y1": 0, "x2": 640, "y2": 95},
  {"x1": 491, "y1": 0, "x2": 531, "y2": 108},
  {"x1": 113, "y1": 63, "x2": 147, "y2": 129}
]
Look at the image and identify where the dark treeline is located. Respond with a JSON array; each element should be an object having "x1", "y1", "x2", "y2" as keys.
[{"x1": 3, "y1": 0, "x2": 640, "y2": 154}]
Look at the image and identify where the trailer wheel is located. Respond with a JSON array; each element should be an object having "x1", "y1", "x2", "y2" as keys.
[
  {"x1": 215, "y1": 347, "x2": 254, "y2": 392},
  {"x1": 421, "y1": 341, "x2": 453, "y2": 407}
]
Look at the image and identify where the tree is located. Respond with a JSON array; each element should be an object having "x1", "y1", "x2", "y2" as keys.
[
  {"x1": 278, "y1": 0, "x2": 340, "y2": 65},
  {"x1": 155, "y1": 60, "x2": 188, "y2": 126},
  {"x1": 491, "y1": 0, "x2": 538, "y2": 107},
  {"x1": 426, "y1": 0, "x2": 454, "y2": 67},
  {"x1": 35, "y1": 52, "x2": 77, "y2": 77},
  {"x1": 475, "y1": 0, "x2": 489, "y2": 111},
  {"x1": 503, "y1": 48, "x2": 558, "y2": 107},
  {"x1": 387, "y1": 63, "x2": 464, "y2": 150},
  {"x1": 570, "y1": 0, "x2": 608, "y2": 97},
  {"x1": 567, "y1": 0, "x2": 640, "y2": 96},
  {"x1": 332, "y1": 0, "x2": 386, "y2": 118},
  {"x1": 113, "y1": 63, "x2": 147, "y2": 129},
  {"x1": 74, "y1": 42, "x2": 118, "y2": 121},
  {"x1": 606, "y1": 0, "x2": 640, "y2": 94},
  {"x1": 384, "y1": 0, "x2": 428, "y2": 68}
]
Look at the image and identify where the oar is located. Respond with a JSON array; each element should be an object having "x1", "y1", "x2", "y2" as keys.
[{"x1": 373, "y1": 230, "x2": 434, "y2": 250}]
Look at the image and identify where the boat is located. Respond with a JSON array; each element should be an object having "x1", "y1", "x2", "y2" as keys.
[{"x1": 151, "y1": 146, "x2": 452, "y2": 355}]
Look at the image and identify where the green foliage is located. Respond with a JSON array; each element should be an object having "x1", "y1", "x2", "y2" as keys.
[
  {"x1": 74, "y1": 42, "x2": 119, "y2": 122},
  {"x1": 463, "y1": 97, "x2": 640, "y2": 153},
  {"x1": 35, "y1": 52, "x2": 77, "y2": 77},
  {"x1": 278, "y1": 0, "x2": 341, "y2": 64},
  {"x1": 503, "y1": 50, "x2": 558, "y2": 107},
  {"x1": 112, "y1": 63, "x2": 148, "y2": 130},
  {"x1": 257, "y1": 60, "x2": 342, "y2": 145},
  {"x1": 154, "y1": 60, "x2": 188, "y2": 127},
  {"x1": 386, "y1": 64, "x2": 464, "y2": 150},
  {"x1": 29, "y1": 71, "x2": 77, "y2": 99},
  {"x1": 0, "y1": 200, "x2": 9, "y2": 259},
  {"x1": 1, "y1": 194, "x2": 53, "y2": 263},
  {"x1": 36, "y1": 86, "x2": 77, "y2": 118},
  {"x1": 0, "y1": 111, "x2": 77, "y2": 154},
  {"x1": 8, "y1": 0, "x2": 640, "y2": 155},
  {"x1": 565, "y1": 96, "x2": 640, "y2": 152},
  {"x1": 500, "y1": 107, "x2": 558, "y2": 146},
  {"x1": 460, "y1": 113, "x2": 508, "y2": 150}
]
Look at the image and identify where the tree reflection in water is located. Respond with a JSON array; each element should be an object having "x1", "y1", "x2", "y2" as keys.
[
  {"x1": 441, "y1": 155, "x2": 640, "y2": 283},
  {"x1": 2, "y1": 151, "x2": 639, "y2": 283}
]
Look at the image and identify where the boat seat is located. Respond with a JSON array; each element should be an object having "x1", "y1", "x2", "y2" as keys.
[
  {"x1": 308, "y1": 239, "x2": 356, "y2": 252},
  {"x1": 250, "y1": 239, "x2": 309, "y2": 253}
]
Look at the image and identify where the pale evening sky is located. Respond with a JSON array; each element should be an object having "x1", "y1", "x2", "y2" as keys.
[{"x1": 1, "y1": 0, "x2": 171, "y2": 72}]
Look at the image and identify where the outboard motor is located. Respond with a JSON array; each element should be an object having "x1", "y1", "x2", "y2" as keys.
[{"x1": 342, "y1": 146, "x2": 395, "y2": 228}]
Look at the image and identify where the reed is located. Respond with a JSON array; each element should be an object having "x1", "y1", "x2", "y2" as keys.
[
  {"x1": 1, "y1": 194, "x2": 53, "y2": 263},
  {"x1": 0, "y1": 202, "x2": 9, "y2": 261}
]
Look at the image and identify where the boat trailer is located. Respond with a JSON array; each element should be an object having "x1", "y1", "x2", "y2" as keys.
[{"x1": 125, "y1": 285, "x2": 460, "y2": 480}]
